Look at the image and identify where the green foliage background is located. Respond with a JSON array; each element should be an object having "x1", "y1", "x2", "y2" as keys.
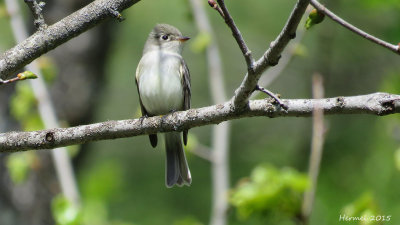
[{"x1": 1, "y1": 0, "x2": 400, "y2": 224}]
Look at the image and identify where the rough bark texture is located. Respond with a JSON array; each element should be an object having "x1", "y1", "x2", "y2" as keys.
[
  {"x1": 1, "y1": 93, "x2": 400, "y2": 152},
  {"x1": 0, "y1": 0, "x2": 140, "y2": 80}
]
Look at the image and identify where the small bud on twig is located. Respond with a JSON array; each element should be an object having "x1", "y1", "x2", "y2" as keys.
[
  {"x1": 0, "y1": 71, "x2": 38, "y2": 85},
  {"x1": 109, "y1": 8, "x2": 125, "y2": 22},
  {"x1": 305, "y1": 9, "x2": 325, "y2": 30},
  {"x1": 208, "y1": 0, "x2": 216, "y2": 8},
  {"x1": 207, "y1": 0, "x2": 224, "y2": 18},
  {"x1": 17, "y1": 71, "x2": 38, "y2": 80}
]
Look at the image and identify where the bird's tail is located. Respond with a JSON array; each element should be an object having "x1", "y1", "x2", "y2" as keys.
[{"x1": 164, "y1": 132, "x2": 191, "y2": 188}]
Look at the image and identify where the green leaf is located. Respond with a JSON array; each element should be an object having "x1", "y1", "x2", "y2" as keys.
[
  {"x1": 10, "y1": 83, "x2": 35, "y2": 120},
  {"x1": 190, "y1": 32, "x2": 211, "y2": 53},
  {"x1": 81, "y1": 200, "x2": 108, "y2": 225},
  {"x1": 52, "y1": 195, "x2": 82, "y2": 225},
  {"x1": 81, "y1": 161, "x2": 123, "y2": 200},
  {"x1": 10, "y1": 83, "x2": 44, "y2": 131},
  {"x1": 230, "y1": 164, "x2": 309, "y2": 220},
  {"x1": 305, "y1": 9, "x2": 325, "y2": 30},
  {"x1": 6, "y1": 152, "x2": 37, "y2": 184},
  {"x1": 38, "y1": 56, "x2": 58, "y2": 83}
]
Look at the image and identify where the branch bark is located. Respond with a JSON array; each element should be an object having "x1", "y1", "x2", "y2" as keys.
[
  {"x1": 1, "y1": 92, "x2": 399, "y2": 152},
  {"x1": 24, "y1": 0, "x2": 48, "y2": 30},
  {"x1": 215, "y1": 0, "x2": 254, "y2": 69},
  {"x1": 0, "y1": 0, "x2": 140, "y2": 80},
  {"x1": 231, "y1": 0, "x2": 310, "y2": 108}
]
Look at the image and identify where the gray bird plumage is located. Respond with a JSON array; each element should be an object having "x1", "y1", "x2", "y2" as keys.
[{"x1": 135, "y1": 24, "x2": 191, "y2": 187}]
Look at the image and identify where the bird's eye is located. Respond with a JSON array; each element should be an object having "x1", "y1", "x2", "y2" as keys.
[{"x1": 161, "y1": 35, "x2": 169, "y2": 40}]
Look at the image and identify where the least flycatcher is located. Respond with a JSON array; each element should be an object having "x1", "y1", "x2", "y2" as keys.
[{"x1": 135, "y1": 24, "x2": 191, "y2": 187}]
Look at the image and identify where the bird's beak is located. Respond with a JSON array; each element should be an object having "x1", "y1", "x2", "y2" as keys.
[{"x1": 178, "y1": 36, "x2": 190, "y2": 42}]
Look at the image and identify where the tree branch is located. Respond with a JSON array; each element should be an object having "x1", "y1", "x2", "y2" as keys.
[
  {"x1": 1, "y1": 92, "x2": 399, "y2": 152},
  {"x1": 0, "y1": 0, "x2": 141, "y2": 80},
  {"x1": 24, "y1": 0, "x2": 47, "y2": 30},
  {"x1": 231, "y1": 0, "x2": 310, "y2": 109},
  {"x1": 210, "y1": 0, "x2": 254, "y2": 69},
  {"x1": 0, "y1": 71, "x2": 37, "y2": 85},
  {"x1": 301, "y1": 73, "x2": 326, "y2": 223},
  {"x1": 310, "y1": 0, "x2": 400, "y2": 54}
]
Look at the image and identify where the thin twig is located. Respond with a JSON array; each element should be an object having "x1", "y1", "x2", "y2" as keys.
[
  {"x1": 310, "y1": 0, "x2": 400, "y2": 54},
  {"x1": 24, "y1": 0, "x2": 47, "y2": 30},
  {"x1": 0, "y1": 72, "x2": 37, "y2": 85},
  {"x1": 231, "y1": 0, "x2": 310, "y2": 109},
  {"x1": 208, "y1": 0, "x2": 224, "y2": 18},
  {"x1": 5, "y1": 0, "x2": 80, "y2": 206},
  {"x1": 212, "y1": 0, "x2": 254, "y2": 69},
  {"x1": 255, "y1": 85, "x2": 288, "y2": 110},
  {"x1": 301, "y1": 73, "x2": 326, "y2": 223},
  {"x1": 1, "y1": 92, "x2": 400, "y2": 152}
]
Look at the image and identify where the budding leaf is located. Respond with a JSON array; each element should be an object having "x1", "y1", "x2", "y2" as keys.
[
  {"x1": 305, "y1": 9, "x2": 325, "y2": 30},
  {"x1": 17, "y1": 71, "x2": 38, "y2": 80}
]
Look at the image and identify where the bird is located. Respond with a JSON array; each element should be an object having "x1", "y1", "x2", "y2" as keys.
[{"x1": 135, "y1": 24, "x2": 192, "y2": 188}]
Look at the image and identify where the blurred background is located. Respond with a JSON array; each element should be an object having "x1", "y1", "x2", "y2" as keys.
[{"x1": 0, "y1": 0, "x2": 400, "y2": 224}]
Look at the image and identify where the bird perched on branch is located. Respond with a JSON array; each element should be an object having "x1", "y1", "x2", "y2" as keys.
[{"x1": 135, "y1": 24, "x2": 192, "y2": 187}]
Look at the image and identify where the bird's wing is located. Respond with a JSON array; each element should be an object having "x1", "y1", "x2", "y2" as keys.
[
  {"x1": 135, "y1": 61, "x2": 151, "y2": 117},
  {"x1": 180, "y1": 59, "x2": 191, "y2": 146}
]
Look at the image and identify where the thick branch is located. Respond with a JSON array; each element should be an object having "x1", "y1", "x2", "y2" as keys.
[
  {"x1": 310, "y1": 0, "x2": 400, "y2": 54},
  {"x1": 1, "y1": 92, "x2": 399, "y2": 152},
  {"x1": 231, "y1": 0, "x2": 310, "y2": 108},
  {"x1": 0, "y1": 0, "x2": 140, "y2": 80}
]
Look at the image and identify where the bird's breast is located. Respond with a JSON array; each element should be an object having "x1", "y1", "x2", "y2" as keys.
[{"x1": 137, "y1": 51, "x2": 184, "y2": 115}]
